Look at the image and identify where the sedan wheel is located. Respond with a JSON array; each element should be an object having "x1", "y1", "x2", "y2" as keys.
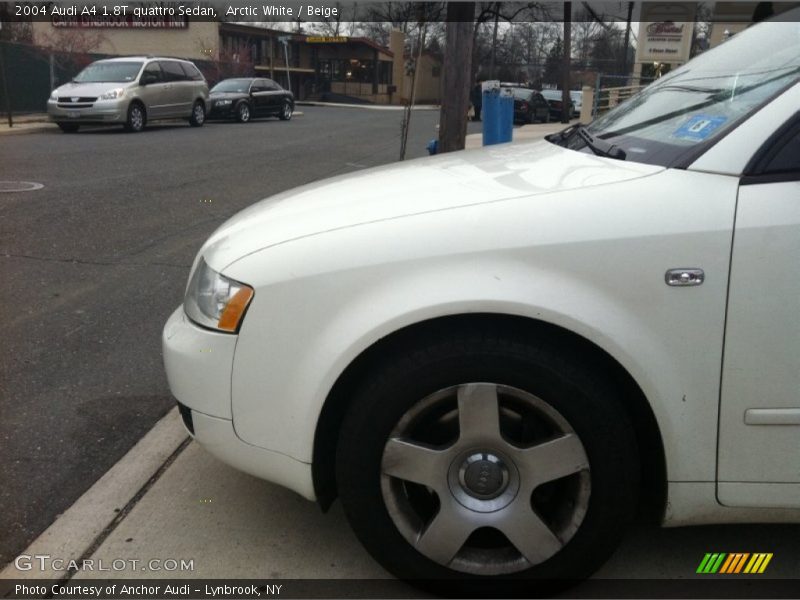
[
  {"x1": 337, "y1": 331, "x2": 638, "y2": 591},
  {"x1": 381, "y1": 383, "x2": 590, "y2": 575},
  {"x1": 189, "y1": 101, "x2": 205, "y2": 127},
  {"x1": 236, "y1": 103, "x2": 251, "y2": 123},
  {"x1": 279, "y1": 101, "x2": 293, "y2": 121}
]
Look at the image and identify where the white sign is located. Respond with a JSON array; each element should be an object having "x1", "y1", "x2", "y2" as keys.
[{"x1": 636, "y1": 2, "x2": 696, "y2": 64}]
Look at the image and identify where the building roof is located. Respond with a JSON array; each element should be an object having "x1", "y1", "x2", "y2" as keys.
[{"x1": 219, "y1": 23, "x2": 393, "y2": 58}]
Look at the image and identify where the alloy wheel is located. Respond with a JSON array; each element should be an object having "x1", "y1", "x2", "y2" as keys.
[{"x1": 380, "y1": 383, "x2": 590, "y2": 576}]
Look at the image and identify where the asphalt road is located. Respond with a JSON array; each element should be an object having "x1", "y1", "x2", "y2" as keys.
[{"x1": 0, "y1": 106, "x2": 480, "y2": 565}]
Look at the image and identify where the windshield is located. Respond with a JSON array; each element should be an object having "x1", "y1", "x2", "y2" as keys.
[
  {"x1": 211, "y1": 79, "x2": 251, "y2": 93},
  {"x1": 509, "y1": 88, "x2": 532, "y2": 100},
  {"x1": 74, "y1": 61, "x2": 143, "y2": 83},
  {"x1": 568, "y1": 18, "x2": 800, "y2": 166}
]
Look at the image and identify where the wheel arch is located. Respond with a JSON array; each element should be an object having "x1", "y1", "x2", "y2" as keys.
[
  {"x1": 312, "y1": 313, "x2": 667, "y2": 521},
  {"x1": 128, "y1": 98, "x2": 146, "y2": 113}
]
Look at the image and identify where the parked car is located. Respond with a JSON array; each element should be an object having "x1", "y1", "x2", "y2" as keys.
[
  {"x1": 541, "y1": 88, "x2": 575, "y2": 121},
  {"x1": 506, "y1": 87, "x2": 550, "y2": 123},
  {"x1": 207, "y1": 77, "x2": 294, "y2": 123},
  {"x1": 163, "y1": 12, "x2": 800, "y2": 594},
  {"x1": 47, "y1": 56, "x2": 208, "y2": 133}
]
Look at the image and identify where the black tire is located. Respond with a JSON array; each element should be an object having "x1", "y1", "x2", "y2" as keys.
[
  {"x1": 543, "y1": 111, "x2": 550, "y2": 124},
  {"x1": 278, "y1": 100, "x2": 293, "y2": 121},
  {"x1": 189, "y1": 100, "x2": 206, "y2": 127},
  {"x1": 123, "y1": 102, "x2": 146, "y2": 133},
  {"x1": 336, "y1": 329, "x2": 639, "y2": 595},
  {"x1": 235, "y1": 102, "x2": 251, "y2": 123},
  {"x1": 57, "y1": 122, "x2": 79, "y2": 133}
]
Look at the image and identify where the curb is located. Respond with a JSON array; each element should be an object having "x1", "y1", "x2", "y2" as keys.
[
  {"x1": 0, "y1": 123, "x2": 55, "y2": 136},
  {"x1": 0, "y1": 408, "x2": 189, "y2": 580},
  {"x1": 296, "y1": 101, "x2": 439, "y2": 111},
  {"x1": 0, "y1": 114, "x2": 305, "y2": 135}
]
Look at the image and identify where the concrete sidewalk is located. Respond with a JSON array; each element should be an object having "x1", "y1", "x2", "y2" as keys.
[
  {"x1": 0, "y1": 114, "x2": 55, "y2": 136},
  {"x1": 464, "y1": 120, "x2": 575, "y2": 150}
]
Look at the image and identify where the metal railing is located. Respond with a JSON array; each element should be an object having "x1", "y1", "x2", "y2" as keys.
[{"x1": 590, "y1": 74, "x2": 656, "y2": 119}]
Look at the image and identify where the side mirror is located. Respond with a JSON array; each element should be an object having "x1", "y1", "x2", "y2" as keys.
[{"x1": 141, "y1": 74, "x2": 157, "y2": 86}]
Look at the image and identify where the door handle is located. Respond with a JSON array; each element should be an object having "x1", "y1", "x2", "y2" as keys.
[{"x1": 665, "y1": 268, "x2": 704, "y2": 286}]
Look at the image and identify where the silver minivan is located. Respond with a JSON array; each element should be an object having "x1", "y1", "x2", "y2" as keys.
[{"x1": 47, "y1": 56, "x2": 209, "y2": 133}]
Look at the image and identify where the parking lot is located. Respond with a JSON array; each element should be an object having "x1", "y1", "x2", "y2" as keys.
[
  {"x1": 1, "y1": 106, "x2": 799, "y2": 595},
  {"x1": 0, "y1": 105, "x2": 475, "y2": 565}
]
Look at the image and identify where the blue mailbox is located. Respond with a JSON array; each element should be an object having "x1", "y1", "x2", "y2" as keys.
[{"x1": 482, "y1": 81, "x2": 514, "y2": 146}]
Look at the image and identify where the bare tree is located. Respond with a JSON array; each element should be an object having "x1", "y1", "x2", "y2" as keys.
[
  {"x1": 572, "y1": 8, "x2": 602, "y2": 64},
  {"x1": 35, "y1": 27, "x2": 108, "y2": 83}
]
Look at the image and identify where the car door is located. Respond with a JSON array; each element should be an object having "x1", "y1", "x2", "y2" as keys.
[
  {"x1": 158, "y1": 61, "x2": 191, "y2": 117},
  {"x1": 138, "y1": 62, "x2": 170, "y2": 118},
  {"x1": 717, "y1": 119, "x2": 800, "y2": 508},
  {"x1": 533, "y1": 92, "x2": 549, "y2": 121},
  {"x1": 263, "y1": 79, "x2": 285, "y2": 114},
  {"x1": 249, "y1": 79, "x2": 270, "y2": 116}
]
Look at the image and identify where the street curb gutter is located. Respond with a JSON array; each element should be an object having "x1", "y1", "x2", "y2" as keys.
[{"x1": 0, "y1": 408, "x2": 189, "y2": 580}]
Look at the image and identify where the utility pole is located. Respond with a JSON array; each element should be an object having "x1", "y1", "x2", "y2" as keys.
[
  {"x1": 438, "y1": 2, "x2": 475, "y2": 154},
  {"x1": 621, "y1": 1, "x2": 634, "y2": 79},
  {"x1": 278, "y1": 36, "x2": 291, "y2": 92},
  {"x1": 561, "y1": 1, "x2": 572, "y2": 123},
  {"x1": 489, "y1": 2, "x2": 500, "y2": 79}
]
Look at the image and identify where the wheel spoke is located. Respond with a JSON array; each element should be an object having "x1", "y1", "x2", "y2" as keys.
[
  {"x1": 457, "y1": 383, "x2": 501, "y2": 442},
  {"x1": 415, "y1": 500, "x2": 475, "y2": 565},
  {"x1": 496, "y1": 500, "x2": 564, "y2": 565},
  {"x1": 514, "y1": 433, "x2": 589, "y2": 488},
  {"x1": 382, "y1": 438, "x2": 448, "y2": 489}
]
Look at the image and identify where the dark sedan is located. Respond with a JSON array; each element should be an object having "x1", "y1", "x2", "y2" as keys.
[
  {"x1": 208, "y1": 77, "x2": 294, "y2": 123},
  {"x1": 540, "y1": 89, "x2": 575, "y2": 121},
  {"x1": 507, "y1": 87, "x2": 550, "y2": 124}
]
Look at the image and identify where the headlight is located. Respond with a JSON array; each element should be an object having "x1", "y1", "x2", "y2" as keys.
[
  {"x1": 184, "y1": 259, "x2": 254, "y2": 333},
  {"x1": 50, "y1": 90, "x2": 58, "y2": 99},
  {"x1": 215, "y1": 99, "x2": 232, "y2": 106},
  {"x1": 100, "y1": 88, "x2": 125, "y2": 100}
]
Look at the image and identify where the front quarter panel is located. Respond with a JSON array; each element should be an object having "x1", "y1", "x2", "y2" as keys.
[{"x1": 224, "y1": 168, "x2": 738, "y2": 484}]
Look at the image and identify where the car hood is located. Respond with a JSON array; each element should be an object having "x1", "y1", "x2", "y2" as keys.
[
  {"x1": 202, "y1": 139, "x2": 664, "y2": 271},
  {"x1": 53, "y1": 81, "x2": 131, "y2": 97}
]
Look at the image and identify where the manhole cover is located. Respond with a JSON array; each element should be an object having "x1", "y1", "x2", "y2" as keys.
[{"x1": 0, "y1": 181, "x2": 44, "y2": 193}]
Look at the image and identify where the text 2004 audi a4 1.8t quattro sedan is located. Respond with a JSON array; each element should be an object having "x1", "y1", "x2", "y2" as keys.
[{"x1": 163, "y1": 14, "x2": 800, "y2": 591}]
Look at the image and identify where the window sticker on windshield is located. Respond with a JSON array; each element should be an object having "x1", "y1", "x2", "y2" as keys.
[{"x1": 673, "y1": 115, "x2": 728, "y2": 141}]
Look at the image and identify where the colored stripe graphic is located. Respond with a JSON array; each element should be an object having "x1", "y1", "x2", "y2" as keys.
[
  {"x1": 744, "y1": 553, "x2": 773, "y2": 574},
  {"x1": 697, "y1": 553, "x2": 727, "y2": 573},
  {"x1": 719, "y1": 554, "x2": 735, "y2": 574},
  {"x1": 720, "y1": 553, "x2": 748, "y2": 574},
  {"x1": 698, "y1": 553, "x2": 773, "y2": 574}
]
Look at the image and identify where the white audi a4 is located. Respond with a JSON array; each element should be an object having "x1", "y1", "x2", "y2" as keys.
[{"x1": 163, "y1": 13, "x2": 800, "y2": 590}]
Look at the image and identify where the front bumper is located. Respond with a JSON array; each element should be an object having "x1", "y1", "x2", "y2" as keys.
[
  {"x1": 162, "y1": 307, "x2": 235, "y2": 419},
  {"x1": 47, "y1": 98, "x2": 126, "y2": 123},
  {"x1": 162, "y1": 307, "x2": 315, "y2": 500},
  {"x1": 207, "y1": 101, "x2": 235, "y2": 119}
]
